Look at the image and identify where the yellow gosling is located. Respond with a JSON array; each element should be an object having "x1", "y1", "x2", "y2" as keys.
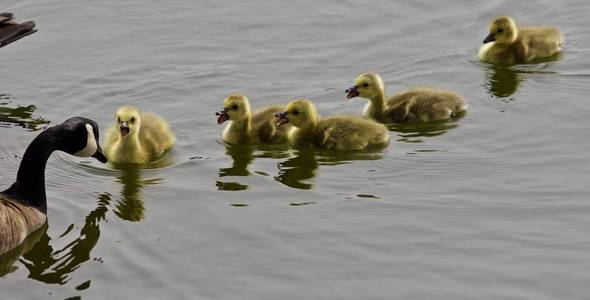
[
  {"x1": 346, "y1": 72, "x2": 467, "y2": 123},
  {"x1": 275, "y1": 99, "x2": 390, "y2": 150},
  {"x1": 216, "y1": 94, "x2": 290, "y2": 145},
  {"x1": 104, "y1": 106, "x2": 175, "y2": 164},
  {"x1": 479, "y1": 16, "x2": 563, "y2": 64}
]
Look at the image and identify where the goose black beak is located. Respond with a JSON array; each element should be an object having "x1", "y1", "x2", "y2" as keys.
[
  {"x1": 345, "y1": 86, "x2": 360, "y2": 99},
  {"x1": 274, "y1": 111, "x2": 289, "y2": 126},
  {"x1": 120, "y1": 121, "x2": 130, "y2": 137},
  {"x1": 483, "y1": 33, "x2": 496, "y2": 44},
  {"x1": 216, "y1": 109, "x2": 229, "y2": 124},
  {"x1": 92, "y1": 146, "x2": 108, "y2": 163}
]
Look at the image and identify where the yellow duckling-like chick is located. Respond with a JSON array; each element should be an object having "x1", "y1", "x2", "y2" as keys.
[
  {"x1": 478, "y1": 16, "x2": 563, "y2": 64},
  {"x1": 275, "y1": 99, "x2": 390, "y2": 151},
  {"x1": 216, "y1": 94, "x2": 290, "y2": 145},
  {"x1": 104, "y1": 106, "x2": 175, "y2": 164},
  {"x1": 346, "y1": 72, "x2": 467, "y2": 123}
]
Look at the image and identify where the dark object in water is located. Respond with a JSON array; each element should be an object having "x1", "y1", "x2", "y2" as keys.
[{"x1": 0, "y1": 12, "x2": 37, "y2": 49}]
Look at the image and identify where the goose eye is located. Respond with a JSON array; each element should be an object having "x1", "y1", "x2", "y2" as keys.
[
  {"x1": 130, "y1": 117, "x2": 136, "y2": 123},
  {"x1": 232, "y1": 104, "x2": 239, "y2": 110},
  {"x1": 497, "y1": 29, "x2": 504, "y2": 33},
  {"x1": 362, "y1": 83, "x2": 369, "y2": 88}
]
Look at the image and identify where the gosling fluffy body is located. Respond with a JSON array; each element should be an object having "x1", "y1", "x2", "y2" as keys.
[
  {"x1": 104, "y1": 106, "x2": 175, "y2": 164},
  {"x1": 478, "y1": 16, "x2": 563, "y2": 64},
  {"x1": 346, "y1": 72, "x2": 467, "y2": 123},
  {"x1": 217, "y1": 94, "x2": 290, "y2": 145},
  {"x1": 276, "y1": 99, "x2": 390, "y2": 150}
]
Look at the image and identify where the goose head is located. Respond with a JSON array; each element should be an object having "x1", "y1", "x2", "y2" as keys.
[
  {"x1": 484, "y1": 16, "x2": 518, "y2": 45},
  {"x1": 59, "y1": 117, "x2": 107, "y2": 163},
  {"x1": 275, "y1": 99, "x2": 318, "y2": 129},
  {"x1": 115, "y1": 106, "x2": 141, "y2": 140},
  {"x1": 346, "y1": 72, "x2": 385, "y2": 101},
  {"x1": 216, "y1": 94, "x2": 252, "y2": 125}
]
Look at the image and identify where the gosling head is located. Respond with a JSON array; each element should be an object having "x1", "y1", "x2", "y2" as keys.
[
  {"x1": 484, "y1": 16, "x2": 518, "y2": 45},
  {"x1": 58, "y1": 117, "x2": 107, "y2": 163},
  {"x1": 216, "y1": 94, "x2": 252, "y2": 125},
  {"x1": 346, "y1": 72, "x2": 385, "y2": 101},
  {"x1": 115, "y1": 106, "x2": 141, "y2": 139},
  {"x1": 275, "y1": 99, "x2": 318, "y2": 129}
]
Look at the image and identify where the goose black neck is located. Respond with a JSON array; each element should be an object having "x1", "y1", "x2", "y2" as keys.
[{"x1": 4, "y1": 129, "x2": 59, "y2": 213}]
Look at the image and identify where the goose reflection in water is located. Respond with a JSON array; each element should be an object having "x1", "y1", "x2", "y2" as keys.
[
  {"x1": 0, "y1": 94, "x2": 50, "y2": 131},
  {"x1": 389, "y1": 121, "x2": 459, "y2": 144}
]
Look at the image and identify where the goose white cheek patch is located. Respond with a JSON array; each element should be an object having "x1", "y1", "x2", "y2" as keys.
[{"x1": 75, "y1": 124, "x2": 98, "y2": 157}]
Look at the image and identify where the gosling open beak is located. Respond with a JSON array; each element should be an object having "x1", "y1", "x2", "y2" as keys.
[
  {"x1": 274, "y1": 111, "x2": 289, "y2": 126},
  {"x1": 92, "y1": 145, "x2": 108, "y2": 163},
  {"x1": 216, "y1": 109, "x2": 229, "y2": 124},
  {"x1": 120, "y1": 121, "x2": 130, "y2": 137},
  {"x1": 345, "y1": 86, "x2": 360, "y2": 99},
  {"x1": 483, "y1": 33, "x2": 496, "y2": 44}
]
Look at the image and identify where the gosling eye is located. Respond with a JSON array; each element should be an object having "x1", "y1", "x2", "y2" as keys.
[
  {"x1": 232, "y1": 104, "x2": 239, "y2": 110},
  {"x1": 117, "y1": 117, "x2": 121, "y2": 123},
  {"x1": 292, "y1": 110, "x2": 300, "y2": 115},
  {"x1": 130, "y1": 117, "x2": 136, "y2": 124},
  {"x1": 497, "y1": 28, "x2": 504, "y2": 33},
  {"x1": 362, "y1": 82, "x2": 370, "y2": 88}
]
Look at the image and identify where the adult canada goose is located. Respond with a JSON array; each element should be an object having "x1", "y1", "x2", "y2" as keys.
[
  {"x1": 216, "y1": 94, "x2": 290, "y2": 145},
  {"x1": 478, "y1": 16, "x2": 564, "y2": 64},
  {"x1": 0, "y1": 117, "x2": 107, "y2": 254},
  {"x1": 275, "y1": 99, "x2": 390, "y2": 150},
  {"x1": 346, "y1": 72, "x2": 467, "y2": 123},
  {"x1": 104, "y1": 106, "x2": 175, "y2": 164},
  {"x1": 0, "y1": 12, "x2": 36, "y2": 49}
]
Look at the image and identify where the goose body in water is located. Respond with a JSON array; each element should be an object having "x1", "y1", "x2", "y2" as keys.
[
  {"x1": 0, "y1": 117, "x2": 107, "y2": 254},
  {"x1": 0, "y1": 12, "x2": 36, "y2": 49}
]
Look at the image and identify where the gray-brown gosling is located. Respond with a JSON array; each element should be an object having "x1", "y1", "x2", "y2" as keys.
[
  {"x1": 275, "y1": 99, "x2": 390, "y2": 150},
  {"x1": 479, "y1": 16, "x2": 564, "y2": 64},
  {"x1": 346, "y1": 72, "x2": 468, "y2": 123},
  {"x1": 216, "y1": 94, "x2": 290, "y2": 145},
  {"x1": 0, "y1": 12, "x2": 36, "y2": 49},
  {"x1": 0, "y1": 117, "x2": 107, "y2": 254},
  {"x1": 104, "y1": 106, "x2": 175, "y2": 164}
]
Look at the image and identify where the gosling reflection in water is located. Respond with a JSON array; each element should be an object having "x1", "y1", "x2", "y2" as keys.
[
  {"x1": 483, "y1": 64, "x2": 522, "y2": 98},
  {"x1": 115, "y1": 166, "x2": 162, "y2": 222},
  {"x1": 275, "y1": 150, "x2": 318, "y2": 190},
  {"x1": 217, "y1": 144, "x2": 288, "y2": 191},
  {"x1": 0, "y1": 95, "x2": 50, "y2": 131},
  {"x1": 274, "y1": 150, "x2": 384, "y2": 190},
  {"x1": 389, "y1": 121, "x2": 459, "y2": 144}
]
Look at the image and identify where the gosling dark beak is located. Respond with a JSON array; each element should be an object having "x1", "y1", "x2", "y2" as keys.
[
  {"x1": 483, "y1": 33, "x2": 496, "y2": 44},
  {"x1": 120, "y1": 121, "x2": 130, "y2": 137},
  {"x1": 216, "y1": 109, "x2": 229, "y2": 125},
  {"x1": 274, "y1": 111, "x2": 289, "y2": 126},
  {"x1": 92, "y1": 145, "x2": 108, "y2": 163},
  {"x1": 345, "y1": 86, "x2": 360, "y2": 99}
]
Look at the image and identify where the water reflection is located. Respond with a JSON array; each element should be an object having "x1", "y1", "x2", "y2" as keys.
[
  {"x1": 482, "y1": 64, "x2": 523, "y2": 98},
  {"x1": 17, "y1": 193, "x2": 111, "y2": 284},
  {"x1": 114, "y1": 166, "x2": 162, "y2": 222},
  {"x1": 275, "y1": 150, "x2": 318, "y2": 190},
  {"x1": 389, "y1": 121, "x2": 459, "y2": 143},
  {"x1": 0, "y1": 94, "x2": 50, "y2": 131},
  {"x1": 217, "y1": 144, "x2": 289, "y2": 191},
  {"x1": 481, "y1": 54, "x2": 561, "y2": 99},
  {"x1": 275, "y1": 149, "x2": 384, "y2": 190}
]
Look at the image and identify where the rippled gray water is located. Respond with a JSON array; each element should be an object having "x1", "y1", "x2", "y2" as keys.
[{"x1": 2, "y1": 0, "x2": 590, "y2": 299}]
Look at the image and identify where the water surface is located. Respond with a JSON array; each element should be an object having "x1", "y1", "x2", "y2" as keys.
[{"x1": 2, "y1": 0, "x2": 590, "y2": 299}]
